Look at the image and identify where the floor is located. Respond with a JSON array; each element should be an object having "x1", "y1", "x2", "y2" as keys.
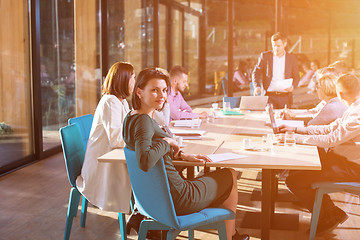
[{"x1": 1, "y1": 152, "x2": 359, "y2": 240}]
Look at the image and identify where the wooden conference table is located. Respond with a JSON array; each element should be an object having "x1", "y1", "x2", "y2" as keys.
[{"x1": 98, "y1": 108, "x2": 321, "y2": 240}]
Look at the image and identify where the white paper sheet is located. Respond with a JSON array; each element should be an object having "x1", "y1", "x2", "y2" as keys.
[
  {"x1": 268, "y1": 78, "x2": 293, "y2": 92},
  {"x1": 207, "y1": 153, "x2": 248, "y2": 163},
  {"x1": 174, "y1": 119, "x2": 202, "y2": 127},
  {"x1": 170, "y1": 129, "x2": 206, "y2": 139},
  {"x1": 275, "y1": 119, "x2": 304, "y2": 128},
  {"x1": 170, "y1": 129, "x2": 206, "y2": 136}
]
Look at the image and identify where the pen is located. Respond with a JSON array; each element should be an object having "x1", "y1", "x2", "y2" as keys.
[{"x1": 212, "y1": 140, "x2": 225, "y2": 154}]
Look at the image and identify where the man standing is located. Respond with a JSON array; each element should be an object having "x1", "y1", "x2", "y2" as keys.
[
  {"x1": 252, "y1": 32, "x2": 300, "y2": 108},
  {"x1": 168, "y1": 66, "x2": 207, "y2": 120}
]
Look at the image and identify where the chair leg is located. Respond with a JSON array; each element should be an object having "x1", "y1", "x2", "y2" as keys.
[
  {"x1": 138, "y1": 221, "x2": 148, "y2": 240},
  {"x1": 309, "y1": 189, "x2": 325, "y2": 240},
  {"x1": 64, "y1": 187, "x2": 82, "y2": 240},
  {"x1": 166, "y1": 229, "x2": 180, "y2": 240},
  {"x1": 80, "y1": 196, "x2": 88, "y2": 227},
  {"x1": 188, "y1": 229, "x2": 194, "y2": 240},
  {"x1": 74, "y1": 197, "x2": 80, "y2": 217},
  {"x1": 217, "y1": 221, "x2": 227, "y2": 240},
  {"x1": 118, "y1": 213, "x2": 127, "y2": 240}
]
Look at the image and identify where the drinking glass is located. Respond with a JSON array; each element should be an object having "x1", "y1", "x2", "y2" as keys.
[
  {"x1": 212, "y1": 102, "x2": 219, "y2": 109},
  {"x1": 191, "y1": 117, "x2": 201, "y2": 128},
  {"x1": 266, "y1": 133, "x2": 275, "y2": 151},
  {"x1": 284, "y1": 131, "x2": 296, "y2": 147},
  {"x1": 243, "y1": 138, "x2": 252, "y2": 149},
  {"x1": 223, "y1": 101, "x2": 231, "y2": 112},
  {"x1": 207, "y1": 110, "x2": 215, "y2": 123}
]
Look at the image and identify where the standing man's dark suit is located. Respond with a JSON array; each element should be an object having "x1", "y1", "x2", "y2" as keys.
[{"x1": 252, "y1": 50, "x2": 300, "y2": 108}]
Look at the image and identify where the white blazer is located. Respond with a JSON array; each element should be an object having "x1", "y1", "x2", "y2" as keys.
[{"x1": 76, "y1": 95, "x2": 132, "y2": 213}]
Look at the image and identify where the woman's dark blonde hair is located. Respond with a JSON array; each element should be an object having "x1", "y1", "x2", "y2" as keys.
[
  {"x1": 102, "y1": 62, "x2": 134, "y2": 99},
  {"x1": 317, "y1": 74, "x2": 338, "y2": 98},
  {"x1": 132, "y1": 68, "x2": 171, "y2": 110}
]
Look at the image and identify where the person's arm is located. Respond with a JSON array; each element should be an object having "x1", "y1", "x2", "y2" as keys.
[
  {"x1": 296, "y1": 114, "x2": 359, "y2": 148},
  {"x1": 102, "y1": 97, "x2": 127, "y2": 149},
  {"x1": 307, "y1": 101, "x2": 346, "y2": 126},
  {"x1": 233, "y1": 71, "x2": 246, "y2": 85},
  {"x1": 133, "y1": 115, "x2": 170, "y2": 172},
  {"x1": 168, "y1": 93, "x2": 199, "y2": 120},
  {"x1": 252, "y1": 52, "x2": 265, "y2": 95}
]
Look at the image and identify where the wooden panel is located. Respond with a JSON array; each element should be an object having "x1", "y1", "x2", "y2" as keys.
[
  {"x1": 0, "y1": 0, "x2": 32, "y2": 152},
  {"x1": 74, "y1": 0, "x2": 99, "y2": 116}
]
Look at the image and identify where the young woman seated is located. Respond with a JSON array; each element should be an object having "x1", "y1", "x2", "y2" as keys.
[{"x1": 122, "y1": 68, "x2": 249, "y2": 240}]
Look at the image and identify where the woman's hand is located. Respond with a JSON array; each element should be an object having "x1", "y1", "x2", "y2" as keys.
[
  {"x1": 181, "y1": 153, "x2": 212, "y2": 163},
  {"x1": 164, "y1": 137, "x2": 180, "y2": 156},
  {"x1": 278, "y1": 125, "x2": 296, "y2": 133}
]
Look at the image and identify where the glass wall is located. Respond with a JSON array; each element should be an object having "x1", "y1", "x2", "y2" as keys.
[
  {"x1": 39, "y1": 0, "x2": 77, "y2": 150},
  {"x1": 108, "y1": 0, "x2": 125, "y2": 67},
  {"x1": 0, "y1": 1, "x2": 33, "y2": 172},
  {"x1": 205, "y1": 0, "x2": 273, "y2": 96},
  {"x1": 0, "y1": 0, "x2": 204, "y2": 175},
  {"x1": 141, "y1": 0, "x2": 155, "y2": 69},
  {"x1": 184, "y1": 13, "x2": 199, "y2": 96}
]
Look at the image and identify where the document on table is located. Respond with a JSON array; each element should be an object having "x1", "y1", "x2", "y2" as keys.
[
  {"x1": 207, "y1": 153, "x2": 248, "y2": 163},
  {"x1": 174, "y1": 119, "x2": 202, "y2": 127},
  {"x1": 266, "y1": 119, "x2": 304, "y2": 128},
  {"x1": 169, "y1": 129, "x2": 206, "y2": 139},
  {"x1": 268, "y1": 78, "x2": 293, "y2": 92}
]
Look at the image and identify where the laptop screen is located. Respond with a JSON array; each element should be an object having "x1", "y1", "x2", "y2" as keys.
[
  {"x1": 239, "y1": 96, "x2": 269, "y2": 111},
  {"x1": 268, "y1": 104, "x2": 279, "y2": 134}
]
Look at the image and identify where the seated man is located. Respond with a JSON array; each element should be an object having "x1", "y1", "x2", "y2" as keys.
[
  {"x1": 168, "y1": 66, "x2": 207, "y2": 120},
  {"x1": 279, "y1": 73, "x2": 360, "y2": 235}
]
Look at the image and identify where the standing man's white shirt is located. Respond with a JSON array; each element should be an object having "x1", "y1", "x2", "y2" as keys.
[{"x1": 267, "y1": 54, "x2": 286, "y2": 92}]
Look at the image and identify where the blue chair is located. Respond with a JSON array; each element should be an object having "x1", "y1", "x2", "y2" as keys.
[
  {"x1": 67, "y1": 114, "x2": 94, "y2": 226},
  {"x1": 223, "y1": 97, "x2": 241, "y2": 109},
  {"x1": 68, "y1": 114, "x2": 94, "y2": 151},
  {"x1": 124, "y1": 147, "x2": 235, "y2": 240},
  {"x1": 309, "y1": 182, "x2": 360, "y2": 240},
  {"x1": 60, "y1": 124, "x2": 127, "y2": 240}
]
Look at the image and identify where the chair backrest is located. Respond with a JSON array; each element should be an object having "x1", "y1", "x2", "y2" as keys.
[
  {"x1": 223, "y1": 96, "x2": 241, "y2": 109},
  {"x1": 124, "y1": 147, "x2": 180, "y2": 229},
  {"x1": 68, "y1": 114, "x2": 93, "y2": 151},
  {"x1": 60, "y1": 124, "x2": 85, "y2": 187}
]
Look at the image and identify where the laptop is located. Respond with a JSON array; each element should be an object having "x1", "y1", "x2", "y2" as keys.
[
  {"x1": 268, "y1": 104, "x2": 279, "y2": 134},
  {"x1": 239, "y1": 96, "x2": 269, "y2": 111}
]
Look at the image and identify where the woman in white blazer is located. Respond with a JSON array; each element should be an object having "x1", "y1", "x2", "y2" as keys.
[{"x1": 76, "y1": 62, "x2": 135, "y2": 213}]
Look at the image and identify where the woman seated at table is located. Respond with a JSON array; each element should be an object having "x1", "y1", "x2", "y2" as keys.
[
  {"x1": 282, "y1": 70, "x2": 346, "y2": 126},
  {"x1": 279, "y1": 73, "x2": 360, "y2": 235},
  {"x1": 76, "y1": 62, "x2": 135, "y2": 214},
  {"x1": 122, "y1": 68, "x2": 249, "y2": 240}
]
